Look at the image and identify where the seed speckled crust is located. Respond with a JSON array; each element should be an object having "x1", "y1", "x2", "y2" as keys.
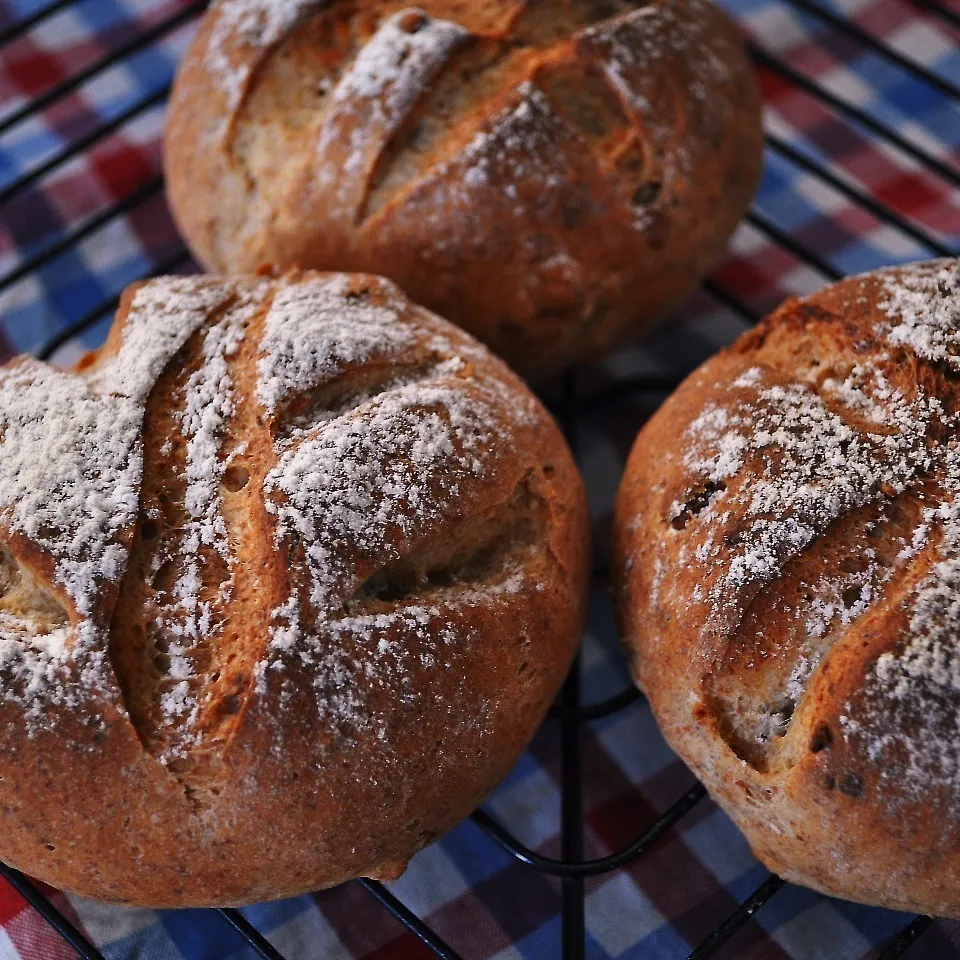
[
  {"x1": 165, "y1": 0, "x2": 763, "y2": 377},
  {"x1": 614, "y1": 258, "x2": 960, "y2": 919},
  {"x1": 0, "y1": 270, "x2": 589, "y2": 908}
]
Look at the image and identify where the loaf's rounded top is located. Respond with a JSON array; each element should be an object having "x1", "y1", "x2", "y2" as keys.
[
  {"x1": 614, "y1": 257, "x2": 960, "y2": 918},
  {"x1": 0, "y1": 271, "x2": 589, "y2": 906}
]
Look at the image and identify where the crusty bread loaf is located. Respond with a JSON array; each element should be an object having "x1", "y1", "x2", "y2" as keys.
[
  {"x1": 614, "y1": 258, "x2": 960, "y2": 917},
  {"x1": 0, "y1": 270, "x2": 589, "y2": 908},
  {"x1": 164, "y1": 0, "x2": 763, "y2": 378}
]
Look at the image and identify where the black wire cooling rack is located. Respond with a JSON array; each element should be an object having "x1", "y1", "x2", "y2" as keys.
[{"x1": 0, "y1": 0, "x2": 958, "y2": 958}]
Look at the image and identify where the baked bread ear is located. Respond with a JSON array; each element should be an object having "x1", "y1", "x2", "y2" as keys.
[
  {"x1": 164, "y1": 0, "x2": 763, "y2": 378},
  {"x1": 614, "y1": 258, "x2": 960, "y2": 917},
  {"x1": 0, "y1": 271, "x2": 589, "y2": 908}
]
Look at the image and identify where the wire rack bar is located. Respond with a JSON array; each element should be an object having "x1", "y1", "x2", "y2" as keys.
[
  {"x1": 877, "y1": 916, "x2": 937, "y2": 958},
  {"x1": 686, "y1": 875, "x2": 787, "y2": 960},
  {"x1": 581, "y1": 375, "x2": 689, "y2": 412},
  {"x1": 749, "y1": 45, "x2": 960, "y2": 189},
  {"x1": 0, "y1": 0, "x2": 72, "y2": 47},
  {"x1": 561, "y1": 662, "x2": 586, "y2": 960},
  {"x1": 573, "y1": 276, "x2": 768, "y2": 416},
  {"x1": 581, "y1": 265, "x2": 819, "y2": 409},
  {"x1": 907, "y1": 0, "x2": 960, "y2": 32},
  {"x1": 551, "y1": 686, "x2": 643, "y2": 721},
  {"x1": 0, "y1": 174, "x2": 165, "y2": 293},
  {"x1": 764, "y1": 133, "x2": 955, "y2": 257},
  {"x1": 745, "y1": 209, "x2": 845, "y2": 280},
  {"x1": 0, "y1": 865, "x2": 104, "y2": 960},
  {"x1": 701, "y1": 278, "x2": 765, "y2": 324},
  {"x1": 471, "y1": 784, "x2": 708, "y2": 879},
  {"x1": 218, "y1": 909, "x2": 288, "y2": 960},
  {"x1": 37, "y1": 246, "x2": 192, "y2": 360},
  {"x1": 356, "y1": 880, "x2": 464, "y2": 960},
  {"x1": 556, "y1": 369, "x2": 587, "y2": 960},
  {"x1": 781, "y1": 0, "x2": 960, "y2": 100},
  {"x1": 0, "y1": 0, "x2": 203, "y2": 137},
  {"x1": 0, "y1": 85, "x2": 170, "y2": 206}
]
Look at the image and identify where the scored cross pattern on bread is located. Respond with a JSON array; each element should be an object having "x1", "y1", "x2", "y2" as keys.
[
  {"x1": 614, "y1": 258, "x2": 960, "y2": 918},
  {"x1": 0, "y1": 272, "x2": 589, "y2": 907},
  {"x1": 165, "y1": 0, "x2": 763, "y2": 377}
]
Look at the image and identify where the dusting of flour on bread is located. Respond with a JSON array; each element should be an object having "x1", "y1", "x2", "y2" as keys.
[
  {"x1": 0, "y1": 268, "x2": 544, "y2": 746},
  {"x1": 841, "y1": 447, "x2": 960, "y2": 806},
  {"x1": 0, "y1": 363, "x2": 142, "y2": 616},
  {"x1": 256, "y1": 276, "x2": 417, "y2": 413},
  {"x1": 881, "y1": 259, "x2": 960, "y2": 369},
  {"x1": 0, "y1": 278, "x2": 248, "y2": 716},
  {"x1": 582, "y1": 0, "x2": 730, "y2": 204},
  {"x1": 680, "y1": 375, "x2": 937, "y2": 606},
  {"x1": 91, "y1": 279, "x2": 239, "y2": 401},
  {"x1": 453, "y1": 83, "x2": 566, "y2": 197},
  {"x1": 152, "y1": 293, "x2": 267, "y2": 743},
  {"x1": 314, "y1": 9, "x2": 468, "y2": 221},
  {"x1": 256, "y1": 305, "x2": 517, "y2": 730},
  {"x1": 657, "y1": 261, "x2": 960, "y2": 807},
  {"x1": 263, "y1": 383, "x2": 495, "y2": 607},
  {"x1": 206, "y1": 0, "x2": 322, "y2": 116}
]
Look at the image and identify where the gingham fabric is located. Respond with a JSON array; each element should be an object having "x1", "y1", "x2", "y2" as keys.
[{"x1": 0, "y1": 0, "x2": 959, "y2": 957}]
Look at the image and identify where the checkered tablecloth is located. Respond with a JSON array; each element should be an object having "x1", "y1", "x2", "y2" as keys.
[{"x1": 0, "y1": 0, "x2": 959, "y2": 957}]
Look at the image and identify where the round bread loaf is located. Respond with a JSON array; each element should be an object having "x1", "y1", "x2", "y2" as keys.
[
  {"x1": 614, "y1": 259, "x2": 960, "y2": 917},
  {"x1": 164, "y1": 0, "x2": 763, "y2": 378},
  {"x1": 0, "y1": 271, "x2": 589, "y2": 907}
]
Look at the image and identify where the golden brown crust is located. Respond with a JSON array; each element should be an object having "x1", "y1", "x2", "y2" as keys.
[
  {"x1": 164, "y1": 0, "x2": 763, "y2": 378},
  {"x1": 0, "y1": 270, "x2": 589, "y2": 907},
  {"x1": 613, "y1": 259, "x2": 960, "y2": 917}
]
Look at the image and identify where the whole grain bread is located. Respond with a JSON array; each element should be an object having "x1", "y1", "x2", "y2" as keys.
[
  {"x1": 0, "y1": 270, "x2": 589, "y2": 908},
  {"x1": 614, "y1": 258, "x2": 960, "y2": 917},
  {"x1": 164, "y1": 0, "x2": 763, "y2": 378}
]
